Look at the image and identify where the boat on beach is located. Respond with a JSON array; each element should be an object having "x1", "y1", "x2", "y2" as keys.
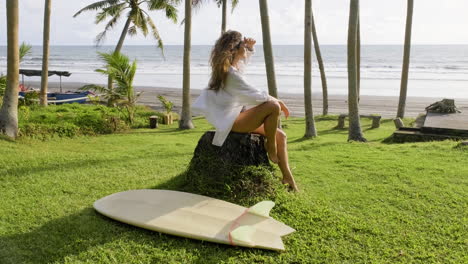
[
  {"x1": 18, "y1": 90, "x2": 94, "y2": 105},
  {"x1": 18, "y1": 69, "x2": 95, "y2": 104}
]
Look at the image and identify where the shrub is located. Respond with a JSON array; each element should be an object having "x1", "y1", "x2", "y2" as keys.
[{"x1": 18, "y1": 104, "x2": 159, "y2": 138}]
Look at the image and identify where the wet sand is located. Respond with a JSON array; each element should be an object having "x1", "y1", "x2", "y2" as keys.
[{"x1": 29, "y1": 81, "x2": 468, "y2": 118}]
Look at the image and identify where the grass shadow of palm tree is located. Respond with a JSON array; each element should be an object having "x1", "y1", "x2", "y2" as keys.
[
  {"x1": 0, "y1": 135, "x2": 16, "y2": 142},
  {"x1": 0, "y1": 205, "x2": 264, "y2": 264}
]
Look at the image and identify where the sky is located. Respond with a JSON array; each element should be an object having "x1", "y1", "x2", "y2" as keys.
[{"x1": 1, "y1": 0, "x2": 468, "y2": 46}]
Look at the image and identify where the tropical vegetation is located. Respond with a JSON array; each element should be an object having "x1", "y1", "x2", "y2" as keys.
[
  {"x1": 73, "y1": 0, "x2": 181, "y2": 92},
  {"x1": 81, "y1": 52, "x2": 141, "y2": 125},
  {"x1": 1, "y1": 1, "x2": 466, "y2": 263}
]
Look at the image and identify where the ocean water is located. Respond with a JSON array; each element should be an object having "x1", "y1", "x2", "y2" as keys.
[{"x1": 1, "y1": 45, "x2": 468, "y2": 98}]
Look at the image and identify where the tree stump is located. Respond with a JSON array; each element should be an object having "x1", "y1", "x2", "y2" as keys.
[
  {"x1": 371, "y1": 116, "x2": 382, "y2": 129},
  {"x1": 149, "y1": 116, "x2": 158, "y2": 129},
  {"x1": 179, "y1": 131, "x2": 279, "y2": 204},
  {"x1": 193, "y1": 131, "x2": 269, "y2": 166},
  {"x1": 426, "y1": 99, "x2": 461, "y2": 113},
  {"x1": 393, "y1": 118, "x2": 405, "y2": 129}
]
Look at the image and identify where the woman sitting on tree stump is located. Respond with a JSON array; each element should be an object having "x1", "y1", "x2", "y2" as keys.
[{"x1": 193, "y1": 30, "x2": 298, "y2": 191}]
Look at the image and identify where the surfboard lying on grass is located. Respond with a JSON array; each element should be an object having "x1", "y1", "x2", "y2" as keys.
[{"x1": 93, "y1": 189, "x2": 295, "y2": 251}]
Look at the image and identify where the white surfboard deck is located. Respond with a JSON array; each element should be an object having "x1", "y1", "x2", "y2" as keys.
[{"x1": 93, "y1": 189, "x2": 295, "y2": 251}]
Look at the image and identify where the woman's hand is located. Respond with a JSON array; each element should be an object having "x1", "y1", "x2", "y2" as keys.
[
  {"x1": 244, "y1": 37, "x2": 256, "y2": 51},
  {"x1": 278, "y1": 100, "x2": 290, "y2": 119}
]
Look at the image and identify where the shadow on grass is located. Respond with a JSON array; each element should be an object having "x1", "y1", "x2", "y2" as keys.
[
  {"x1": 0, "y1": 206, "x2": 266, "y2": 264},
  {"x1": 3, "y1": 151, "x2": 189, "y2": 178},
  {"x1": 0, "y1": 134, "x2": 16, "y2": 143}
]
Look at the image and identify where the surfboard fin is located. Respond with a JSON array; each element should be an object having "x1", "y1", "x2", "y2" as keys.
[
  {"x1": 230, "y1": 225, "x2": 256, "y2": 247},
  {"x1": 248, "y1": 201, "x2": 275, "y2": 218}
]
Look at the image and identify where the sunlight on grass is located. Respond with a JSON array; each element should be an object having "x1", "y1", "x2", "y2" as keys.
[{"x1": 1, "y1": 117, "x2": 466, "y2": 263}]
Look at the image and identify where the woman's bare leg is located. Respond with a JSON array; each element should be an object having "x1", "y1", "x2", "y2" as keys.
[
  {"x1": 232, "y1": 101, "x2": 281, "y2": 163},
  {"x1": 251, "y1": 125, "x2": 299, "y2": 191}
]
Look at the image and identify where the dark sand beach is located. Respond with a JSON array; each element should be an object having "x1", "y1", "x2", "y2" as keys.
[{"x1": 31, "y1": 81, "x2": 468, "y2": 118}]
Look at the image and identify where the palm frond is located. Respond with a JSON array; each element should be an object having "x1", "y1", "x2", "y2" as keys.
[
  {"x1": 95, "y1": 12, "x2": 124, "y2": 45},
  {"x1": 128, "y1": 25, "x2": 138, "y2": 36},
  {"x1": 19, "y1": 42, "x2": 32, "y2": 62},
  {"x1": 164, "y1": 4, "x2": 178, "y2": 22},
  {"x1": 95, "y1": 2, "x2": 127, "y2": 24},
  {"x1": 146, "y1": 0, "x2": 179, "y2": 22},
  {"x1": 79, "y1": 84, "x2": 107, "y2": 93},
  {"x1": 133, "y1": 9, "x2": 149, "y2": 36},
  {"x1": 231, "y1": 0, "x2": 239, "y2": 12},
  {"x1": 145, "y1": 14, "x2": 165, "y2": 58},
  {"x1": 73, "y1": 0, "x2": 121, "y2": 17}
]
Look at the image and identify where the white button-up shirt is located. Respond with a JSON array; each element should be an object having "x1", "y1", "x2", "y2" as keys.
[{"x1": 193, "y1": 66, "x2": 270, "y2": 146}]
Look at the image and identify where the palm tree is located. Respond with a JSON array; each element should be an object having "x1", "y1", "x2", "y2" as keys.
[
  {"x1": 40, "y1": 0, "x2": 52, "y2": 106},
  {"x1": 0, "y1": 43, "x2": 31, "y2": 97},
  {"x1": 310, "y1": 5, "x2": 328, "y2": 115},
  {"x1": 357, "y1": 16, "x2": 361, "y2": 100},
  {"x1": 304, "y1": 0, "x2": 317, "y2": 138},
  {"x1": 192, "y1": 0, "x2": 239, "y2": 34},
  {"x1": 85, "y1": 52, "x2": 141, "y2": 124},
  {"x1": 0, "y1": 0, "x2": 19, "y2": 138},
  {"x1": 179, "y1": 0, "x2": 194, "y2": 129},
  {"x1": 397, "y1": 0, "x2": 414, "y2": 118},
  {"x1": 259, "y1": 0, "x2": 278, "y2": 98},
  {"x1": 347, "y1": 0, "x2": 366, "y2": 142},
  {"x1": 74, "y1": 0, "x2": 180, "y2": 92},
  {"x1": 216, "y1": 0, "x2": 239, "y2": 33}
]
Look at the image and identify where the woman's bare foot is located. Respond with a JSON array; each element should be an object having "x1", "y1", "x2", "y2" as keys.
[
  {"x1": 282, "y1": 177, "x2": 299, "y2": 192},
  {"x1": 264, "y1": 139, "x2": 279, "y2": 164}
]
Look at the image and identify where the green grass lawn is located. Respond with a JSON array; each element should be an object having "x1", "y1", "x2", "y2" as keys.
[{"x1": 0, "y1": 117, "x2": 467, "y2": 263}]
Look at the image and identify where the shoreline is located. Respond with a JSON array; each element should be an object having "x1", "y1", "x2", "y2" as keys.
[{"x1": 28, "y1": 81, "x2": 468, "y2": 118}]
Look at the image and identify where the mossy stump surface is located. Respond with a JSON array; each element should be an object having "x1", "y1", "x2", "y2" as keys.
[{"x1": 179, "y1": 131, "x2": 280, "y2": 204}]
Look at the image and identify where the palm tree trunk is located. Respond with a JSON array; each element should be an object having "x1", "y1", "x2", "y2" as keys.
[
  {"x1": 304, "y1": 0, "x2": 317, "y2": 138},
  {"x1": 347, "y1": 0, "x2": 366, "y2": 142},
  {"x1": 311, "y1": 8, "x2": 328, "y2": 116},
  {"x1": 40, "y1": 0, "x2": 52, "y2": 106},
  {"x1": 179, "y1": 0, "x2": 194, "y2": 129},
  {"x1": 107, "y1": 17, "x2": 132, "y2": 100},
  {"x1": 221, "y1": 0, "x2": 227, "y2": 33},
  {"x1": 0, "y1": 0, "x2": 19, "y2": 138},
  {"x1": 259, "y1": 0, "x2": 278, "y2": 98},
  {"x1": 357, "y1": 16, "x2": 361, "y2": 101},
  {"x1": 397, "y1": 0, "x2": 414, "y2": 118}
]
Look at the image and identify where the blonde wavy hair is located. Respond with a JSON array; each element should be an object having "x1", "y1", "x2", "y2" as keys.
[{"x1": 208, "y1": 30, "x2": 243, "y2": 91}]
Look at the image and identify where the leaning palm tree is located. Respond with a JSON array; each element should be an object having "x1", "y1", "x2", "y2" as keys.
[
  {"x1": 259, "y1": 0, "x2": 278, "y2": 98},
  {"x1": 304, "y1": 0, "x2": 317, "y2": 138},
  {"x1": 40, "y1": 0, "x2": 52, "y2": 106},
  {"x1": 310, "y1": 5, "x2": 328, "y2": 115},
  {"x1": 347, "y1": 0, "x2": 366, "y2": 142},
  {"x1": 179, "y1": 0, "x2": 194, "y2": 129},
  {"x1": 397, "y1": 0, "x2": 414, "y2": 118},
  {"x1": 0, "y1": 0, "x2": 20, "y2": 138},
  {"x1": 74, "y1": 0, "x2": 180, "y2": 92}
]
